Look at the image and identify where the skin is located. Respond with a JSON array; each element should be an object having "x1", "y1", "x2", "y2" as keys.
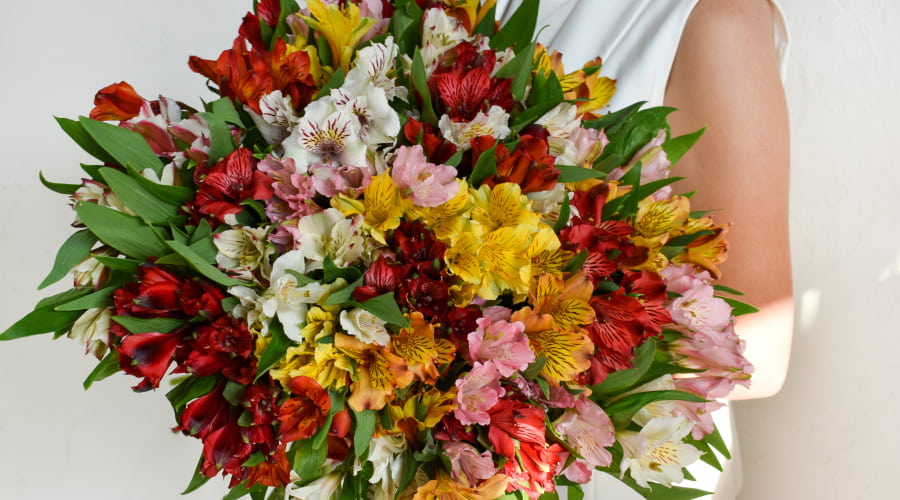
[{"x1": 664, "y1": 0, "x2": 794, "y2": 399}]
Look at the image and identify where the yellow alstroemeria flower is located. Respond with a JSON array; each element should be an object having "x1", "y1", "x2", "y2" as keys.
[
  {"x1": 471, "y1": 182, "x2": 540, "y2": 234},
  {"x1": 525, "y1": 226, "x2": 572, "y2": 283},
  {"x1": 477, "y1": 226, "x2": 532, "y2": 300},
  {"x1": 512, "y1": 308, "x2": 593, "y2": 385},
  {"x1": 635, "y1": 196, "x2": 691, "y2": 240},
  {"x1": 444, "y1": 232, "x2": 484, "y2": 285},
  {"x1": 413, "y1": 473, "x2": 509, "y2": 500},
  {"x1": 391, "y1": 312, "x2": 444, "y2": 384},
  {"x1": 530, "y1": 272, "x2": 596, "y2": 329},
  {"x1": 408, "y1": 179, "x2": 474, "y2": 243},
  {"x1": 673, "y1": 223, "x2": 730, "y2": 280},
  {"x1": 442, "y1": 0, "x2": 497, "y2": 33},
  {"x1": 335, "y1": 333, "x2": 414, "y2": 412},
  {"x1": 362, "y1": 172, "x2": 407, "y2": 245},
  {"x1": 302, "y1": 0, "x2": 376, "y2": 73}
]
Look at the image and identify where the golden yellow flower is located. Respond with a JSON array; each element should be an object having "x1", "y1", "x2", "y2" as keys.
[
  {"x1": 408, "y1": 179, "x2": 473, "y2": 243},
  {"x1": 362, "y1": 172, "x2": 406, "y2": 244},
  {"x1": 412, "y1": 473, "x2": 509, "y2": 500},
  {"x1": 477, "y1": 226, "x2": 531, "y2": 300},
  {"x1": 512, "y1": 308, "x2": 593, "y2": 385},
  {"x1": 302, "y1": 0, "x2": 376, "y2": 73},
  {"x1": 444, "y1": 232, "x2": 484, "y2": 285},
  {"x1": 471, "y1": 183, "x2": 539, "y2": 234},
  {"x1": 635, "y1": 196, "x2": 691, "y2": 239},
  {"x1": 336, "y1": 333, "x2": 414, "y2": 411}
]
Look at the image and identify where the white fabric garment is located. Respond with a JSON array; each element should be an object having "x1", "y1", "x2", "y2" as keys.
[{"x1": 493, "y1": 1, "x2": 789, "y2": 499}]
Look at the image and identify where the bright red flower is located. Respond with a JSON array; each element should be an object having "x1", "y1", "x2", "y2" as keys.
[
  {"x1": 241, "y1": 446, "x2": 292, "y2": 488},
  {"x1": 181, "y1": 316, "x2": 256, "y2": 384},
  {"x1": 112, "y1": 266, "x2": 185, "y2": 320},
  {"x1": 89, "y1": 81, "x2": 145, "y2": 121},
  {"x1": 404, "y1": 118, "x2": 458, "y2": 165},
  {"x1": 476, "y1": 134, "x2": 560, "y2": 194},
  {"x1": 488, "y1": 399, "x2": 547, "y2": 459},
  {"x1": 116, "y1": 332, "x2": 183, "y2": 391},
  {"x1": 352, "y1": 256, "x2": 410, "y2": 303},
  {"x1": 277, "y1": 376, "x2": 331, "y2": 443},
  {"x1": 193, "y1": 148, "x2": 274, "y2": 223},
  {"x1": 430, "y1": 68, "x2": 492, "y2": 122}
]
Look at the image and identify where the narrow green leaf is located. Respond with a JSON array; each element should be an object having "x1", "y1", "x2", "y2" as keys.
[
  {"x1": 255, "y1": 319, "x2": 294, "y2": 381},
  {"x1": 54, "y1": 286, "x2": 116, "y2": 311},
  {"x1": 76, "y1": 201, "x2": 168, "y2": 260},
  {"x1": 323, "y1": 276, "x2": 364, "y2": 306},
  {"x1": 182, "y1": 455, "x2": 213, "y2": 495},
  {"x1": 323, "y1": 256, "x2": 362, "y2": 284},
  {"x1": 489, "y1": 0, "x2": 538, "y2": 52},
  {"x1": 83, "y1": 350, "x2": 120, "y2": 390},
  {"x1": 494, "y1": 42, "x2": 535, "y2": 101},
  {"x1": 411, "y1": 48, "x2": 438, "y2": 125},
  {"x1": 99, "y1": 167, "x2": 179, "y2": 224},
  {"x1": 315, "y1": 68, "x2": 346, "y2": 99},
  {"x1": 211, "y1": 97, "x2": 246, "y2": 127},
  {"x1": 722, "y1": 297, "x2": 759, "y2": 317},
  {"x1": 93, "y1": 256, "x2": 141, "y2": 274},
  {"x1": 39, "y1": 171, "x2": 80, "y2": 195},
  {"x1": 521, "y1": 356, "x2": 547, "y2": 381},
  {"x1": 165, "y1": 240, "x2": 248, "y2": 287},
  {"x1": 582, "y1": 101, "x2": 645, "y2": 131},
  {"x1": 39, "y1": 230, "x2": 97, "y2": 289},
  {"x1": 198, "y1": 112, "x2": 236, "y2": 166},
  {"x1": 552, "y1": 193, "x2": 571, "y2": 233},
  {"x1": 223, "y1": 484, "x2": 251, "y2": 500},
  {"x1": 270, "y1": 0, "x2": 301, "y2": 50},
  {"x1": 510, "y1": 99, "x2": 559, "y2": 133},
  {"x1": 353, "y1": 408, "x2": 377, "y2": 457},
  {"x1": 591, "y1": 338, "x2": 656, "y2": 396},
  {"x1": 712, "y1": 284, "x2": 744, "y2": 296},
  {"x1": 359, "y1": 293, "x2": 409, "y2": 328},
  {"x1": 79, "y1": 116, "x2": 164, "y2": 176},
  {"x1": 294, "y1": 437, "x2": 328, "y2": 481},
  {"x1": 664, "y1": 126, "x2": 706, "y2": 166},
  {"x1": 112, "y1": 316, "x2": 185, "y2": 334},
  {"x1": 123, "y1": 164, "x2": 194, "y2": 205},
  {"x1": 703, "y1": 425, "x2": 732, "y2": 460},
  {"x1": 468, "y1": 144, "x2": 497, "y2": 187},
  {"x1": 55, "y1": 117, "x2": 115, "y2": 164},
  {"x1": 0, "y1": 289, "x2": 91, "y2": 341},
  {"x1": 556, "y1": 165, "x2": 605, "y2": 183},
  {"x1": 562, "y1": 250, "x2": 588, "y2": 274},
  {"x1": 242, "y1": 452, "x2": 267, "y2": 468}
]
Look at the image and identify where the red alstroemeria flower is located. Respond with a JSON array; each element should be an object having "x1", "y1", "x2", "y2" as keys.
[
  {"x1": 389, "y1": 221, "x2": 447, "y2": 279},
  {"x1": 178, "y1": 279, "x2": 226, "y2": 320},
  {"x1": 488, "y1": 399, "x2": 547, "y2": 459},
  {"x1": 475, "y1": 134, "x2": 560, "y2": 194},
  {"x1": 352, "y1": 256, "x2": 410, "y2": 303},
  {"x1": 181, "y1": 316, "x2": 256, "y2": 384},
  {"x1": 401, "y1": 277, "x2": 450, "y2": 319},
  {"x1": 403, "y1": 118, "x2": 458, "y2": 165},
  {"x1": 240, "y1": 446, "x2": 292, "y2": 488},
  {"x1": 112, "y1": 266, "x2": 185, "y2": 322},
  {"x1": 620, "y1": 270, "x2": 673, "y2": 335},
  {"x1": 201, "y1": 421, "x2": 255, "y2": 479},
  {"x1": 174, "y1": 382, "x2": 233, "y2": 438},
  {"x1": 116, "y1": 331, "x2": 183, "y2": 391},
  {"x1": 278, "y1": 376, "x2": 331, "y2": 443},
  {"x1": 241, "y1": 382, "x2": 279, "y2": 426},
  {"x1": 89, "y1": 81, "x2": 145, "y2": 121},
  {"x1": 193, "y1": 148, "x2": 274, "y2": 223}
]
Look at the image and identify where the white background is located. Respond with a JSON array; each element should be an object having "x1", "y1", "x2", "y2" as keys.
[{"x1": 0, "y1": 1, "x2": 897, "y2": 499}]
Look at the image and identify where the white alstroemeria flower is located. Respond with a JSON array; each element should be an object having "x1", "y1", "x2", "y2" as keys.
[
  {"x1": 527, "y1": 183, "x2": 569, "y2": 227},
  {"x1": 227, "y1": 285, "x2": 267, "y2": 333},
  {"x1": 537, "y1": 103, "x2": 581, "y2": 139},
  {"x1": 267, "y1": 250, "x2": 329, "y2": 342},
  {"x1": 214, "y1": 226, "x2": 273, "y2": 280},
  {"x1": 71, "y1": 250, "x2": 112, "y2": 288},
  {"x1": 340, "y1": 307, "x2": 390, "y2": 346},
  {"x1": 438, "y1": 105, "x2": 511, "y2": 149},
  {"x1": 73, "y1": 180, "x2": 134, "y2": 216},
  {"x1": 619, "y1": 416, "x2": 703, "y2": 488},
  {"x1": 420, "y1": 8, "x2": 471, "y2": 70},
  {"x1": 283, "y1": 97, "x2": 368, "y2": 172},
  {"x1": 332, "y1": 85, "x2": 400, "y2": 146},
  {"x1": 69, "y1": 307, "x2": 112, "y2": 359},
  {"x1": 297, "y1": 208, "x2": 364, "y2": 270},
  {"x1": 360, "y1": 434, "x2": 407, "y2": 500},
  {"x1": 343, "y1": 37, "x2": 407, "y2": 102},
  {"x1": 285, "y1": 465, "x2": 342, "y2": 500},
  {"x1": 248, "y1": 90, "x2": 301, "y2": 145}
]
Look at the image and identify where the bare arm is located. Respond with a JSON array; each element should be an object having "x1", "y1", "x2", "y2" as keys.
[{"x1": 664, "y1": 0, "x2": 793, "y2": 399}]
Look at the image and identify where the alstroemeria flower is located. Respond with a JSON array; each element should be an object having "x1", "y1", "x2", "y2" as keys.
[
  {"x1": 283, "y1": 96, "x2": 368, "y2": 171},
  {"x1": 619, "y1": 416, "x2": 703, "y2": 488},
  {"x1": 194, "y1": 148, "x2": 274, "y2": 225},
  {"x1": 438, "y1": 105, "x2": 511, "y2": 149},
  {"x1": 467, "y1": 316, "x2": 534, "y2": 377},
  {"x1": 363, "y1": 434, "x2": 407, "y2": 499},
  {"x1": 214, "y1": 226, "x2": 273, "y2": 281},
  {"x1": 296, "y1": 208, "x2": 364, "y2": 270},
  {"x1": 443, "y1": 441, "x2": 497, "y2": 486},
  {"x1": 553, "y1": 397, "x2": 615, "y2": 469},
  {"x1": 454, "y1": 361, "x2": 504, "y2": 426},
  {"x1": 89, "y1": 81, "x2": 145, "y2": 121},
  {"x1": 278, "y1": 376, "x2": 331, "y2": 443},
  {"x1": 116, "y1": 331, "x2": 183, "y2": 391},
  {"x1": 391, "y1": 145, "x2": 459, "y2": 207},
  {"x1": 340, "y1": 307, "x2": 390, "y2": 346}
]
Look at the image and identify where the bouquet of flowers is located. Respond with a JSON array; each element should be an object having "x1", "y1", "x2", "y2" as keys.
[{"x1": 1, "y1": 0, "x2": 755, "y2": 498}]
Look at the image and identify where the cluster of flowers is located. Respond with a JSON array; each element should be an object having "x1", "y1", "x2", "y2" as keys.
[{"x1": 2, "y1": 1, "x2": 754, "y2": 499}]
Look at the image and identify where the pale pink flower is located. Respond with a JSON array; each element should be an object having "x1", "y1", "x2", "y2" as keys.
[
  {"x1": 511, "y1": 376, "x2": 577, "y2": 409},
  {"x1": 310, "y1": 163, "x2": 374, "y2": 197},
  {"x1": 669, "y1": 285, "x2": 733, "y2": 333},
  {"x1": 660, "y1": 264, "x2": 713, "y2": 295},
  {"x1": 257, "y1": 156, "x2": 320, "y2": 221},
  {"x1": 481, "y1": 305, "x2": 512, "y2": 322},
  {"x1": 553, "y1": 397, "x2": 615, "y2": 469},
  {"x1": 672, "y1": 378, "x2": 725, "y2": 439},
  {"x1": 454, "y1": 362, "x2": 505, "y2": 426},
  {"x1": 561, "y1": 458, "x2": 592, "y2": 484},
  {"x1": 391, "y1": 145, "x2": 459, "y2": 207},
  {"x1": 670, "y1": 324, "x2": 753, "y2": 399},
  {"x1": 467, "y1": 317, "x2": 534, "y2": 377},
  {"x1": 443, "y1": 441, "x2": 497, "y2": 485}
]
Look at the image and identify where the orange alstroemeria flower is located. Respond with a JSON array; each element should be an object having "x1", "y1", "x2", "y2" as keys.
[
  {"x1": 89, "y1": 81, "x2": 145, "y2": 121},
  {"x1": 511, "y1": 307, "x2": 593, "y2": 385},
  {"x1": 413, "y1": 473, "x2": 509, "y2": 500},
  {"x1": 335, "y1": 333, "x2": 414, "y2": 412},
  {"x1": 443, "y1": 0, "x2": 497, "y2": 34}
]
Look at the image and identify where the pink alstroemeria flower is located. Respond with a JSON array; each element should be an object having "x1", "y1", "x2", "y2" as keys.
[
  {"x1": 467, "y1": 316, "x2": 535, "y2": 377},
  {"x1": 391, "y1": 144, "x2": 459, "y2": 207},
  {"x1": 553, "y1": 397, "x2": 615, "y2": 469},
  {"x1": 443, "y1": 441, "x2": 497, "y2": 485},
  {"x1": 454, "y1": 361, "x2": 504, "y2": 426}
]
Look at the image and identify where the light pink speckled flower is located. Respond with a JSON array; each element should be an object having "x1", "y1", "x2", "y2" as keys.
[
  {"x1": 553, "y1": 397, "x2": 615, "y2": 469},
  {"x1": 454, "y1": 361, "x2": 504, "y2": 426},
  {"x1": 310, "y1": 163, "x2": 374, "y2": 197},
  {"x1": 391, "y1": 144, "x2": 459, "y2": 207},
  {"x1": 669, "y1": 285, "x2": 733, "y2": 333},
  {"x1": 467, "y1": 317, "x2": 535, "y2": 377},
  {"x1": 257, "y1": 156, "x2": 319, "y2": 221},
  {"x1": 443, "y1": 441, "x2": 497, "y2": 485}
]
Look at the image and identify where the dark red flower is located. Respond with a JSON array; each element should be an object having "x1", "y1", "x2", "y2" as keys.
[
  {"x1": 179, "y1": 279, "x2": 226, "y2": 320},
  {"x1": 201, "y1": 421, "x2": 254, "y2": 479},
  {"x1": 181, "y1": 316, "x2": 256, "y2": 384},
  {"x1": 241, "y1": 446, "x2": 292, "y2": 488},
  {"x1": 401, "y1": 277, "x2": 450, "y2": 319},
  {"x1": 89, "y1": 81, "x2": 145, "y2": 121},
  {"x1": 389, "y1": 221, "x2": 446, "y2": 279},
  {"x1": 404, "y1": 118, "x2": 458, "y2": 165},
  {"x1": 116, "y1": 332, "x2": 183, "y2": 391},
  {"x1": 193, "y1": 148, "x2": 274, "y2": 223},
  {"x1": 352, "y1": 256, "x2": 410, "y2": 303},
  {"x1": 241, "y1": 382, "x2": 279, "y2": 426},
  {"x1": 278, "y1": 376, "x2": 331, "y2": 443},
  {"x1": 174, "y1": 382, "x2": 233, "y2": 438}
]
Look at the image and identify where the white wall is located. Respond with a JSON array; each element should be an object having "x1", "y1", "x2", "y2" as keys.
[
  {"x1": 733, "y1": 1, "x2": 900, "y2": 498},
  {"x1": 0, "y1": 1, "x2": 896, "y2": 499}
]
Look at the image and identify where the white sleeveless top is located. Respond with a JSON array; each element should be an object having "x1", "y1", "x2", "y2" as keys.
[{"x1": 494, "y1": 1, "x2": 789, "y2": 499}]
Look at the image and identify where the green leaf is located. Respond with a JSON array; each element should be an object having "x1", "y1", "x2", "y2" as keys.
[
  {"x1": 93, "y1": 255, "x2": 141, "y2": 274},
  {"x1": 165, "y1": 375, "x2": 221, "y2": 416},
  {"x1": 165, "y1": 240, "x2": 248, "y2": 287},
  {"x1": 660, "y1": 230, "x2": 714, "y2": 260},
  {"x1": 75, "y1": 202, "x2": 167, "y2": 260},
  {"x1": 493, "y1": 42, "x2": 535, "y2": 101},
  {"x1": 389, "y1": 0, "x2": 423, "y2": 56},
  {"x1": 39, "y1": 171, "x2": 80, "y2": 195},
  {"x1": 474, "y1": 4, "x2": 496, "y2": 35},
  {"x1": 323, "y1": 256, "x2": 363, "y2": 284},
  {"x1": 591, "y1": 338, "x2": 656, "y2": 396},
  {"x1": 255, "y1": 319, "x2": 294, "y2": 381},
  {"x1": 468, "y1": 144, "x2": 497, "y2": 187},
  {"x1": 294, "y1": 437, "x2": 328, "y2": 481},
  {"x1": 0, "y1": 289, "x2": 91, "y2": 341},
  {"x1": 55, "y1": 117, "x2": 115, "y2": 164},
  {"x1": 323, "y1": 276, "x2": 364, "y2": 306},
  {"x1": 490, "y1": 0, "x2": 538, "y2": 52},
  {"x1": 582, "y1": 101, "x2": 645, "y2": 131},
  {"x1": 703, "y1": 424, "x2": 732, "y2": 460},
  {"x1": 38, "y1": 230, "x2": 97, "y2": 289},
  {"x1": 510, "y1": 99, "x2": 559, "y2": 133},
  {"x1": 605, "y1": 390, "x2": 706, "y2": 428},
  {"x1": 123, "y1": 164, "x2": 195, "y2": 205},
  {"x1": 211, "y1": 97, "x2": 246, "y2": 127},
  {"x1": 83, "y1": 350, "x2": 120, "y2": 390},
  {"x1": 562, "y1": 250, "x2": 588, "y2": 274},
  {"x1": 359, "y1": 293, "x2": 409, "y2": 328},
  {"x1": 555, "y1": 165, "x2": 605, "y2": 183},
  {"x1": 664, "y1": 126, "x2": 706, "y2": 166},
  {"x1": 182, "y1": 455, "x2": 213, "y2": 495},
  {"x1": 99, "y1": 167, "x2": 179, "y2": 224},
  {"x1": 722, "y1": 297, "x2": 759, "y2": 316},
  {"x1": 552, "y1": 193, "x2": 571, "y2": 233},
  {"x1": 79, "y1": 116, "x2": 164, "y2": 176},
  {"x1": 712, "y1": 284, "x2": 744, "y2": 296},
  {"x1": 54, "y1": 286, "x2": 116, "y2": 311},
  {"x1": 198, "y1": 111, "x2": 236, "y2": 166},
  {"x1": 521, "y1": 356, "x2": 547, "y2": 381},
  {"x1": 271, "y1": 0, "x2": 301, "y2": 51},
  {"x1": 242, "y1": 451, "x2": 267, "y2": 468},
  {"x1": 315, "y1": 68, "x2": 346, "y2": 99},
  {"x1": 112, "y1": 316, "x2": 185, "y2": 335},
  {"x1": 411, "y1": 48, "x2": 438, "y2": 125},
  {"x1": 353, "y1": 408, "x2": 377, "y2": 457},
  {"x1": 224, "y1": 484, "x2": 251, "y2": 500},
  {"x1": 223, "y1": 380, "x2": 246, "y2": 406}
]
